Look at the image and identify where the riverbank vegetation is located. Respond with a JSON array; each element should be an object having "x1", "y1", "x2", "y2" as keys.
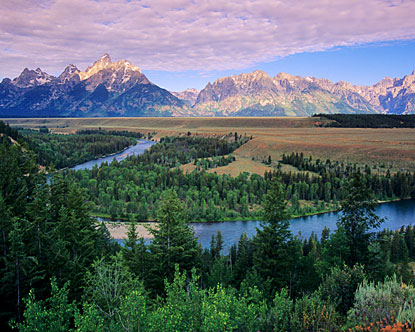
[
  {"x1": 2, "y1": 120, "x2": 415, "y2": 331},
  {"x1": 63, "y1": 134, "x2": 415, "y2": 222},
  {"x1": 7, "y1": 117, "x2": 415, "y2": 172},
  {"x1": 18, "y1": 128, "x2": 142, "y2": 170}
]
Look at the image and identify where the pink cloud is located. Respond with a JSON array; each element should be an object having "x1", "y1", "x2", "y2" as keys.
[{"x1": 1, "y1": 0, "x2": 415, "y2": 78}]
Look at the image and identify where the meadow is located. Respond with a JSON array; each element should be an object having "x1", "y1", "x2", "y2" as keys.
[{"x1": 5, "y1": 116, "x2": 415, "y2": 174}]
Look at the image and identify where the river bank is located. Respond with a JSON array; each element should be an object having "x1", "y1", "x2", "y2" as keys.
[
  {"x1": 105, "y1": 222, "x2": 156, "y2": 240},
  {"x1": 96, "y1": 197, "x2": 405, "y2": 228},
  {"x1": 104, "y1": 198, "x2": 414, "y2": 242}
]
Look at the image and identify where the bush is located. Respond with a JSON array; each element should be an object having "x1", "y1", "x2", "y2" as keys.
[{"x1": 348, "y1": 275, "x2": 415, "y2": 330}]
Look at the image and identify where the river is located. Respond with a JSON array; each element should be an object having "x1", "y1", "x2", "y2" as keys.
[
  {"x1": 71, "y1": 139, "x2": 415, "y2": 252},
  {"x1": 71, "y1": 139, "x2": 157, "y2": 171},
  {"x1": 192, "y1": 199, "x2": 415, "y2": 252}
]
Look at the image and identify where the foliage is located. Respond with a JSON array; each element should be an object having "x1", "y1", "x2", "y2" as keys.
[
  {"x1": 148, "y1": 189, "x2": 201, "y2": 293},
  {"x1": 253, "y1": 178, "x2": 292, "y2": 294},
  {"x1": 336, "y1": 173, "x2": 384, "y2": 267},
  {"x1": 319, "y1": 264, "x2": 366, "y2": 315},
  {"x1": 10, "y1": 278, "x2": 75, "y2": 332},
  {"x1": 290, "y1": 292, "x2": 340, "y2": 332},
  {"x1": 3, "y1": 120, "x2": 415, "y2": 331},
  {"x1": 348, "y1": 275, "x2": 415, "y2": 329},
  {"x1": 314, "y1": 113, "x2": 415, "y2": 128},
  {"x1": 20, "y1": 129, "x2": 138, "y2": 169}
]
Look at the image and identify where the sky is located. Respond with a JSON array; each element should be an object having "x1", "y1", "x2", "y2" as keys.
[{"x1": 1, "y1": 0, "x2": 415, "y2": 92}]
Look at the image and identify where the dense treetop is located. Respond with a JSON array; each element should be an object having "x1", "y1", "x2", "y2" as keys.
[
  {"x1": 314, "y1": 113, "x2": 415, "y2": 128},
  {"x1": 1, "y1": 120, "x2": 415, "y2": 331}
]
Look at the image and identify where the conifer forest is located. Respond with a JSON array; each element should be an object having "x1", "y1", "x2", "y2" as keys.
[{"x1": 1, "y1": 120, "x2": 415, "y2": 332}]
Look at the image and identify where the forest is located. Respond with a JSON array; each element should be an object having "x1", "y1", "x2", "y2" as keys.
[
  {"x1": 314, "y1": 114, "x2": 415, "y2": 128},
  {"x1": 1, "y1": 120, "x2": 415, "y2": 331},
  {"x1": 19, "y1": 128, "x2": 142, "y2": 169},
  {"x1": 64, "y1": 139, "x2": 415, "y2": 222}
]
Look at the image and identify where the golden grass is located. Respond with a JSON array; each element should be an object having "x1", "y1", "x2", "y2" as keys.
[{"x1": 5, "y1": 117, "x2": 415, "y2": 172}]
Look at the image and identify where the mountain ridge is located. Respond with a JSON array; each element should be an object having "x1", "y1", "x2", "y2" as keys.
[
  {"x1": 0, "y1": 54, "x2": 187, "y2": 117},
  {"x1": 192, "y1": 70, "x2": 415, "y2": 116},
  {"x1": 1, "y1": 55, "x2": 414, "y2": 117}
]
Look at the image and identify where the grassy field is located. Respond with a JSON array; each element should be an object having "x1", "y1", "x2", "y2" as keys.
[{"x1": 5, "y1": 117, "x2": 415, "y2": 173}]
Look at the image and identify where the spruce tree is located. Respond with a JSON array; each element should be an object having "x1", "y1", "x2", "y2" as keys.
[
  {"x1": 404, "y1": 225, "x2": 415, "y2": 259},
  {"x1": 148, "y1": 189, "x2": 200, "y2": 293},
  {"x1": 253, "y1": 178, "x2": 292, "y2": 294},
  {"x1": 122, "y1": 221, "x2": 149, "y2": 280},
  {"x1": 336, "y1": 173, "x2": 384, "y2": 267}
]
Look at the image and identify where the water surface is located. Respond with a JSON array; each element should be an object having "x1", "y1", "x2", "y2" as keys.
[
  {"x1": 71, "y1": 139, "x2": 156, "y2": 171},
  {"x1": 192, "y1": 200, "x2": 415, "y2": 252},
  {"x1": 70, "y1": 139, "x2": 415, "y2": 253}
]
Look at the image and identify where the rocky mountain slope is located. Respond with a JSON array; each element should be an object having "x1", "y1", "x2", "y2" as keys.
[
  {"x1": 193, "y1": 70, "x2": 415, "y2": 116},
  {"x1": 1, "y1": 54, "x2": 414, "y2": 117},
  {"x1": 0, "y1": 54, "x2": 188, "y2": 117},
  {"x1": 171, "y1": 88, "x2": 200, "y2": 106}
]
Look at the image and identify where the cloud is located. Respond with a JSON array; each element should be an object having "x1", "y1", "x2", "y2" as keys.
[{"x1": 1, "y1": 0, "x2": 415, "y2": 78}]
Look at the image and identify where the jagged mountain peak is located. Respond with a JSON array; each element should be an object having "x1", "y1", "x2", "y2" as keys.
[
  {"x1": 0, "y1": 55, "x2": 188, "y2": 117},
  {"x1": 80, "y1": 54, "x2": 111, "y2": 80},
  {"x1": 79, "y1": 54, "x2": 142, "y2": 83},
  {"x1": 274, "y1": 72, "x2": 295, "y2": 80},
  {"x1": 94, "y1": 53, "x2": 112, "y2": 66},
  {"x1": 12, "y1": 67, "x2": 55, "y2": 88},
  {"x1": 171, "y1": 88, "x2": 200, "y2": 106},
  {"x1": 233, "y1": 70, "x2": 270, "y2": 81},
  {"x1": 58, "y1": 64, "x2": 81, "y2": 84},
  {"x1": 213, "y1": 70, "x2": 270, "y2": 85},
  {"x1": 112, "y1": 59, "x2": 141, "y2": 73}
]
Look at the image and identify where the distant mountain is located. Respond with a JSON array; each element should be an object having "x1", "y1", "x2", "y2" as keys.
[
  {"x1": 171, "y1": 88, "x2": 200, "y2": 106},
  {"x1": 0, "y1": 54, "x2": 188, "y2": 117},
  {"x1": 331, "y1": 71, "x2": 415, "y2": 114},
  {"x1": 1, "y1": 55, "x2": 414, "y2": 117},
  {"x1": 192, "y1": 71, "x2": 370, "y2": 116},
  {"x1": 193, "y1": 70, "x2": 415, "y2": 116}
]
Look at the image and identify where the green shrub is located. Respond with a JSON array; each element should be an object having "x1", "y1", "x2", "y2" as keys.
[{"x1": 348, "y1": 275, "x2": 415, "y2": 327}]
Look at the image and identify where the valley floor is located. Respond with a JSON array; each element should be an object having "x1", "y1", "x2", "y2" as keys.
[{"x1": 5, "y1": 116, "x2": 415, "y2": 172}]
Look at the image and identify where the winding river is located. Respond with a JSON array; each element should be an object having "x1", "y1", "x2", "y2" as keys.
[
  {"x1": 71, "y1": 139, "x2": 157, "y2": 171},
  {"x1": 72, "y1": 139, "x2": 415, "y2": 252}
]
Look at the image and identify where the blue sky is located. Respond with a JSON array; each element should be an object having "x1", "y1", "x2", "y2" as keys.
[
  {"x1": 1, "y1": 0, "x2": 415, "y2": 92},
  {"x1": 144, "y1": 40, "x2": 415, "y2": 91}
]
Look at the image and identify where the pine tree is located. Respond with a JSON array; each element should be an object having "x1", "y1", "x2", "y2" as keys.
[
  {"x1": 2, "y1": 218, "x2": 40, "y2": 323},
  {"x1": 232, "y1": 233, "x2": 253, "y2": 288},
  {"x1": 148, "y1": 189, "x2": 200, "y2": 293},
  {"x1": 253, "y1": 178, "x2": 292, "y2": 294},
  {"x1": 404, "y1": 225, "x2": 415, "y2": 259},
  {"x1": 215, "y1": 230, "x2": 224, "y2": 259},
  {"x1": 336, "y1": 173, "x2": 384, "y2": 267},
  {"x1": 122, "y1": 221, "x2": 149, "y2": 280}
]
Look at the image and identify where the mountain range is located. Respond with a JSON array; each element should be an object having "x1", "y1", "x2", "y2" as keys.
[{"x1": 1, "y1": 54, "x2": 414, "y2": 117}]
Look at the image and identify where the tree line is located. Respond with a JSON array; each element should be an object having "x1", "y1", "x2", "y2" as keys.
[
  {"x1": 19, "y1": 129, "x2": 138, "y2": 169},
  {"x1": 2, "y1": 121, "x2": 415, "y2": 331},
  {"x1": 65, "y1": 140, "x2": 415, "y2": 222},
  {"x1": 3, "y1": 143, "x2": 415, "y2": 330},
  {"x1": 314, "y1": 113, "x2": 415, "y2": 128}
]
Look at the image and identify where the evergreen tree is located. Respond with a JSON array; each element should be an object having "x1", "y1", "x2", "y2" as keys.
[
  {"x1": 253, "y1": 178, "x2": 292, "y2": 294},
  {"x1": 2, "y1": 218, "x2": 40, "y2": 323},
  {"x1": 336, "y1": 173, "x2": 384, "y2": 267},
  {"x1": 122, "y1": 221, "x2": 149, "y2": 280},
  {"x1": 404, "y1": 225, "x2": 415, "y2": 259},
  {"x1": 232, "y1": 233, "x2": 253, "y2": 288},
  {"x1": 148, "y1": 189, "x2": 200, "y2": 293}
]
